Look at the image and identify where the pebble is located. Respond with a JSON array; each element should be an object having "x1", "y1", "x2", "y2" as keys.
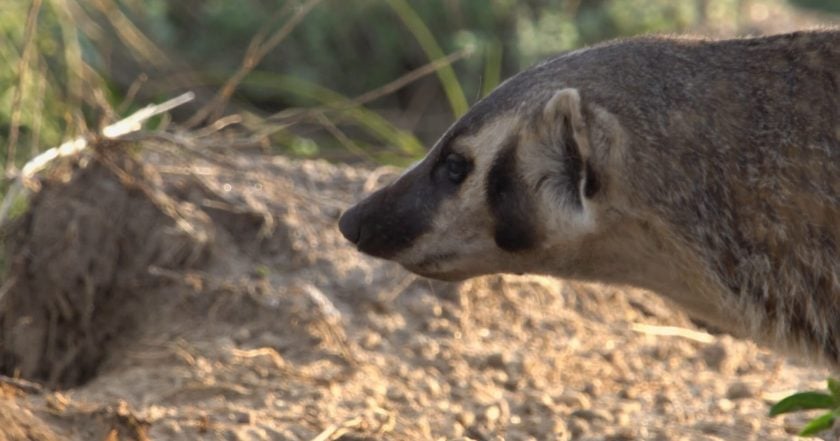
[
  {"x1": 725, "y1": 381, "x2": 755, "y2": 400},
  {"x1": 229, "y1": 410, "x2": 252, "y2": 424},
  {"x1": 701, "y1": 337, "x2": 742, "y2": 375},
  {"x1": 556, "y1": 391, "x2": 591, "y2": 409},
  {"x1": 702, "y1": 343, "x2": 727, "y2": 369},
  {"x1": 614, "y1": 410, "x2": 631, "y2": 426},
  {"x1": 420, "y1": 376, "x2": 439, "y2": 395},
  {"x1": 715, "y1": 398, "x2": 735, "y2": 413},
  {"x1": 618, "y1": 386, "x2": 639, "y2": 400},
  {"x1": 359, "y1": 331, "x2": 382, "y2": 349},
  {"x1": 695, "y1": 421, "x2": 726, "y2": 435},
  {"x1": 386, "y1": 386, "x2": 407, "y2": 402},
  {"x1": 571, "y1": 408, "x2": 614, "y2": 423},
  {"x1": 568, "y1": 418, "x2": 590, "y2": 437},
  {"x1": 484, "y1": 352, "x2": 510, "y2": 370},
  {"x1": 457, "y1": 410, "x2": 476, "y2": 428},
  {"x1": 606, "y1": 427, "x2": 637, "y2": 441},
  {"x1": 485, "y1": 405, "x2": 501, "y2": 423},
  {"x1": 552, "y1": 419, "x2": 571, "y2": 440},
  {"x1": 583, "y1": 379, "x2": 602, "y2": 397}
]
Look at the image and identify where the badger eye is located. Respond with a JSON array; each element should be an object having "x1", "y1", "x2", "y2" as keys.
[{"x1": 445, "y1": 153, "x2": 469, "y2": 184}]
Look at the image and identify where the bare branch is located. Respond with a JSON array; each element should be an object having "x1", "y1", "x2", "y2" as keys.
[
  {"x1": 89, "y1": 0, "x2": 172, "y2": 68},
  {"x1": 350, "y1": 45, "x2": 474, "y2": 108},
  {"x1": 187, "y1": 0, "x2": 325, "y2": 127},
  {"x1": 264, "y1": 46, "x2": 474, "y2": 130},
  {"x1": 117, "y1": 73, "x2": 149, "y2": 114}
]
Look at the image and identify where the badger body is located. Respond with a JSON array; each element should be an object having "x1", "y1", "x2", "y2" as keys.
[{"x1": 339, "y1": 30, "x2": 840, "y2": 366}]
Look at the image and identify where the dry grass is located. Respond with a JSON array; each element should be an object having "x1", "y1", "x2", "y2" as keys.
[{"x1": 6, "y1": 0, "x2": 43, "y2": 175}]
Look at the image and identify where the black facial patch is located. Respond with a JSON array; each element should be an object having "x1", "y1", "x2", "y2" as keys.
[
  {"x1": 486, "y1": 137, "x2": 539, "y2": 252},
  {"x1": 561, "y1": 115, "x2": 584, "y2": 208},
  {"x1": 339, "y1": 128, "x2": 466, "y2": 259},
  {"x1": 584, "y1": 160, "x2": 600, "y2": 198}
]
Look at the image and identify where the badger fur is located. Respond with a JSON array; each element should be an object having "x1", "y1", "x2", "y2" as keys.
[{"x1": 339, "y1": 30, "x2": 840, "y2": 367}]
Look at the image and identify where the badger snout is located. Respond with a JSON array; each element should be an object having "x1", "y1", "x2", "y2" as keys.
[
  {"x1": 338, "y1": 176, "x2": 435, "y2": 260},
  {"x1": 338, "y1": 203, "x2": 363, "y2": 245},
  {"x1": 339, "y1": 196, "x2": 385, "y2": 255}
]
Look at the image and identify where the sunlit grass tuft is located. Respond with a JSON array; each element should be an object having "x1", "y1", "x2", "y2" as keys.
[
  {"x1": 386, "y1": 0, "x2": 470, "y2": 118},
  {"x1": 245, "y1": 72, "x2": 425, "y2": 160}
]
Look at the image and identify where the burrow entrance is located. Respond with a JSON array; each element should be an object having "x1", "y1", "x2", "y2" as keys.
[{"x1": 0, "y1": 147, "x2": 213, "y2": 389}]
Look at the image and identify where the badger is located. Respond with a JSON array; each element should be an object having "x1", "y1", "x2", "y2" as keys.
[{"x1": 338, "y1": 30, "x2": 840, "y2": 366}]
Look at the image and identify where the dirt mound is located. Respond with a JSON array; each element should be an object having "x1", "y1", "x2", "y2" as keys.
[
  {"x1": 0, "y1": 143, "x2": 830, "y2": 440},
  {"x1": 1, "y1": 148, "x2": 212, "y2": 389}
]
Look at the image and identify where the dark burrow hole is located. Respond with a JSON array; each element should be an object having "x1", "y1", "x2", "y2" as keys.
[{"x1": 0, "y1": 154, "x2": 211, "y2": 389}]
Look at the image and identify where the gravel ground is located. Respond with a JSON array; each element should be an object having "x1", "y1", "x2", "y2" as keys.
[{"x1": 0, "y1": 149, "x2": 832, "y2": 441}]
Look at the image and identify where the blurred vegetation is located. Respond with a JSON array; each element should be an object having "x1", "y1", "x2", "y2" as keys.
[
  {"x1": 2, "y1": 0, "x2": 840, "y2": 432},
  {"x1": 1, "y1": 0, "x2": 839, "y2": 169},
  {"x1": 770, "y1": 378, "x2": 840, "y2": 437}
]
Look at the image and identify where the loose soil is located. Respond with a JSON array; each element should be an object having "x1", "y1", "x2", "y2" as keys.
[{"x1": 0, "y1": 143, "x2": 832, "y2": 441}]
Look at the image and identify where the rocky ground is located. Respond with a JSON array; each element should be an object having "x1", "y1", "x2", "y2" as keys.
[{"x1": 0, "y1": 142, "x2": 832, "y2": 441}]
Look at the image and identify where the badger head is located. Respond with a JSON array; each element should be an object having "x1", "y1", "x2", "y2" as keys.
[{"x1": 338, "y1": 87, "x2": 624, "y2": 281}]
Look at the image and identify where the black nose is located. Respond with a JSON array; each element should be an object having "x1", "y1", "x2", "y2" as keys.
[{"x1": 338, "y1": 205, "x2": 361, "y2": 244}]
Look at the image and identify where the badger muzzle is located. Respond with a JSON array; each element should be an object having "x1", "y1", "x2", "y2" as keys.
[{"x1": 339, "y1": 162, "x2": 443, "y2": 259}]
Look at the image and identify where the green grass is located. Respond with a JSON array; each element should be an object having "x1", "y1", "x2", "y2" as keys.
[
  {"x1": 385, "y1": 0, "x2": 469, "y2": 118},
  {"x1": 244, "y1": 71, "x2": 425, "y2": 160}
]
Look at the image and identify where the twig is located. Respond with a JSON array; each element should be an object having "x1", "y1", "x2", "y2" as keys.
[
  {"x1": 187, "y1": 0, "x2": 325, "y2": 127},
  {"x1": 89, "y1": 0, "x2": 171, "y2": 68},
  {"x1": 379, "y1": 273, "x2": 416, "y2": 303},
  {"x1": 630, "y1": 323, "x2": 716, "y2": 344},
  {"x1": 299, "y1": 283, "x2": 360, "y2": 367},
  {"x1": 349, "y1": 45, "x2": 474, "y2": 108},
  {"x1": 315, "y1": 114, "x2": 376, "y2": 163},
  {"x1": 245, "y1": 46, "x2": 472, "y2": 149},
  {"x1": 117, "y1": 73, "x2": 149, "y2": 114},
  {"x1": 7, "y1": 0, "x2": 43, "y2": 176},
  {"x1": 229, "y1": 347, "x2": 330, "y2": 384},
  {"x1": 0, "y1": 374, "x2": 44, "y2": 395},
  {"x1": 19, "y1": 92, "x2": 194, "y2": 178},
  {"x1": 30, "y1": 63, "x2": 47, "y2": 156},
  {"x1": 92, "y1": 83, "x2": 119, "y2": 125},
  {"x1": 192, "y1": 115, "x2": 244, "y2": 138},
  {"x1": 54, "y1": 0, "x2": 87, "y2": 131},
  {"x1": 114, "y1": 130, "x2": 236, "y2": 168},
  {"x1": 310, "y1": 417, "x2": 365, "y2": 441},
  {"x1": 266, "y1": 46, "x2": 474, "y2": 127},
  {"x1": 101, "y1": 92, "x2": 195, "y2": 139},
  {"x1": 301, "y1": 283, "x2": 341, "y2": 323},
  {"x1": 240, "y1": 1, "x2": 298, "y2": 60},
  {"x1": 63, "y1": 0, "x2": 106, "y2": 41}
]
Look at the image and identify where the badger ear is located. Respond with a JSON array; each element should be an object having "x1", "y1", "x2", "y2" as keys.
[
  {"x1": 538, "y1": 88, "x2": 599, "y2": 203},
  {"x1": 542, "y1": 88, "x2": 590, "y2": 157}
]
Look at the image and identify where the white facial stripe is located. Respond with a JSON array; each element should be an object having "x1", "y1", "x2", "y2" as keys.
[
  {"x1": 459, "y1": 116, "x2": 519, "y2": 166},
  {"x1": 394, "y1": 115, "x2": 522, "y2": 270}
]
